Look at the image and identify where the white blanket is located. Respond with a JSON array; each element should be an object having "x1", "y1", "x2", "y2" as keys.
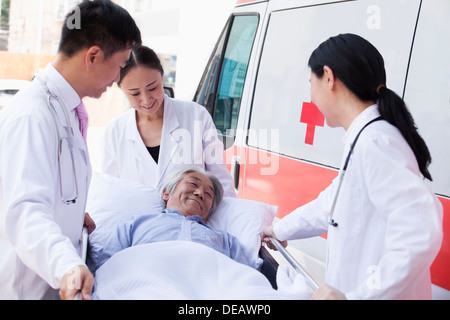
[{"x1": 92, "y1": 241, "x2": 310, "y2": 300}]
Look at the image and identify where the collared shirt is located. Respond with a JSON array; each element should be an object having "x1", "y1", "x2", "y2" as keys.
[
  {"x1": 96, "y1": 209, "x2": 251, "y2": 271},
  {"x1": 274, "y1": 105, "x2": 443, "y2": 299}
]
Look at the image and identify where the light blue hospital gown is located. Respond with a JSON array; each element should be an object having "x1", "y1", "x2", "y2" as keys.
[{"x1": 96, "y1": 209, "x2": 251, "y2": 270}]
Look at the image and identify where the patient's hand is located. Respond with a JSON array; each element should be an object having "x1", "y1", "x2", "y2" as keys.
[
  {"x1": 59, "y1": 265, "x2": 94, "y2": 300},
  {"x1": 84, "y1": 212, "x2": 96, "y2": 235},
  {"x1": 261, "y1": 226, "x2": 288, "y2": 250}
]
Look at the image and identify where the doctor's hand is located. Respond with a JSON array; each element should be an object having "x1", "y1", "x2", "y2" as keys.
[
  {"x1": 312, "y1": 283, "x2": 347, "y2": 300},
  {"x1": 59, "y1": 265, "x2": 94, "y2": 300},
  {"x1": 261, "y1": 226, "x2": 287, "y2": 250},
  {"x1": 84, "y1": 212, "x2": 96, "y2": 235}
]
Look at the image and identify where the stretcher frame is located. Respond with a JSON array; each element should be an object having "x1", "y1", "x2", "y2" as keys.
[
  {"x1": 268, "y1": 237, "x2": 319, "y2": 291},
  {"x1": 259, "y1": 240, "x2": 319, "y2": 292},
  {"x1": 74, "y1": 227, "x2": 89, "y2": 300}
]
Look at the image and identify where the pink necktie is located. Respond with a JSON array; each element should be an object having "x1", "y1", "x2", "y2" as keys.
[{"x1": 76, "y1": 101, "x2": 89, "y2": 145}]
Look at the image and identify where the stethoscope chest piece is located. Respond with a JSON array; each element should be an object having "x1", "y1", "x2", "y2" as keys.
[{"x1": 329, "y1": 218, "x2": 338, "y2": 227}]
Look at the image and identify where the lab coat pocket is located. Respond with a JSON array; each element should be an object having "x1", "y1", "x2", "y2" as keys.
[{"x1": 332, "y1": 186, "x2": 362, "y2": 238}]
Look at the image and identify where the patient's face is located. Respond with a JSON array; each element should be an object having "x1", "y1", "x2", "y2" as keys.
[{"x1": 163, "y1": 172, "x2": 215, "y2": 222}]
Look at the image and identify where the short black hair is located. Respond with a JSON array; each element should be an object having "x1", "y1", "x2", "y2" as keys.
[{"x1": 58, "y1": 0, "x2": 142, "y2": 59}]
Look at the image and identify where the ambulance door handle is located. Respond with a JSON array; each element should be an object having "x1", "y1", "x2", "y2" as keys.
[
  {"x1": 232, "y1": 156, "x2": 240, "y2": 190},
  {"x1": 234, "y1": 162, "x2": 240, "y2": 189}
]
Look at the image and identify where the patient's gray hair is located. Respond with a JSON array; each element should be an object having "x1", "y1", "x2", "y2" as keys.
[{"x1": 159, "y1": 166, "x2": 224, "y2": 216}]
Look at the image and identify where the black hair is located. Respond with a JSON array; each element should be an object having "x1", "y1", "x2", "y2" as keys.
[
  {"x1": 58, "y1": 0, "x2": 142, "y2": 59},
  {"x1": 308, "y1": 33, "x2": 432, "y2": 180},
  {"x1": 118, "y1": 46, "x2": 164, "y2": 86}
]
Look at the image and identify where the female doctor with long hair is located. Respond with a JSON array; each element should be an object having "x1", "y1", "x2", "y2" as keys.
[
  {"x1": 263, "y1": 33, "x2": 443, "y2": 300},
  {"x1": 102, "y1": 46, "x2": 235, "y2": 197}
]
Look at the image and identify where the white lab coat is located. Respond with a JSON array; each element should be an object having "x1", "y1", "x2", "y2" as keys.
[
  {"x1": 102, "y1": 95, "x2": 236, "y2": 197},
  {"x1": 0, "y1": 64, "x2": 91, "y2": 299},
  {"x1": 274, "y1": 105, "x2": 443, "y2": 300}
]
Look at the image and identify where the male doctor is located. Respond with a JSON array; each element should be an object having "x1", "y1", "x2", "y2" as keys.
[{"x1": 0, "y1": 0, "x2": 141, "y2": 300}]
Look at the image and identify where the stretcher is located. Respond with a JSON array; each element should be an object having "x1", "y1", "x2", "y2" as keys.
[
  {"x1": 268, "y1": 237, "x2": 319, "y2": 291},
  {"x1": 78, "y1": 228, "x2": 318, "y2": 300},
  {"x1": 78, "y1": 172, "x2": 316, "y2": 299},
  {"x1": 258, "y1": 240, "x2": 319, "y2": 292}
]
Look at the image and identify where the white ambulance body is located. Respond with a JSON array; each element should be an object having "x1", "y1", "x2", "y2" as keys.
[{"x1": 194, "y1": 0, "x2": 450, "y2": 298}]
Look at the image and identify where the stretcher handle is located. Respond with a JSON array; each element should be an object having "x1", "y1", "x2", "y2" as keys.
[
  {"x1": 269, "y1": 237, "x2": 320, "y2": 291},
  {"x1": 74, "y1": 227, "x2": 89, "y2": 301},
  {"x1": 80, "y1": 226, "x2": 89, "y2": 263}
]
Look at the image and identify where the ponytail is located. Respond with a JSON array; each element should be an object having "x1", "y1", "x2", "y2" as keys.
[
  {"x1": 378, "y1": 86, "x2": 432, "y2": 180},
  {"x1": 309, "y1": 33, "x2": 433, "y2": 180}
]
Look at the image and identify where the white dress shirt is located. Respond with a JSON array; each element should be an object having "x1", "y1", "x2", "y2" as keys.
[
  {"x1": 0, "y1": 64, "x2": 90, "y2": 299},
  {"x1": 274, "y1": 105, "x2": 443, "y2": 299}
]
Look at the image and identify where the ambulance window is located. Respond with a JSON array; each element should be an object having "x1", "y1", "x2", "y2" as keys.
[
  {"x1": 194, "y1": 15, "x2": 258, "y2": 148},
  {"x1": 194, "y1": 19, "x2": 230, "y2": 115},
  {"x1": 248, "y1": 0, "x2": 420, "y2": 169}
]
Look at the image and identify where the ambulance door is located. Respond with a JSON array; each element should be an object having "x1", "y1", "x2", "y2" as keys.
[
  {"x1": 194, "y1": 2, "x2": 268, "y2": 196},
  {"x1": 402, "y1": 0, "x2": 450, "y2": 294},
  {"x1": 243, "y1": 0, "x2": 421, "y2": 218}
]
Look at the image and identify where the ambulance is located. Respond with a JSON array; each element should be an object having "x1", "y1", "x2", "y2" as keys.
[{"x1": 193, "y1": 0, "x2": 450, "y2": 298}]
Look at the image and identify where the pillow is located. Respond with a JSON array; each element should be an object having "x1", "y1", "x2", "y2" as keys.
[
  {"x1": 85, "y1": 172, "x2": 162, "y2": 270},
  {"x1": 208, "y1": 197, "x2": 277, "y2": 268},
  {"x1": 85, "y1": 172, "x2": 277, "y2": 270}
]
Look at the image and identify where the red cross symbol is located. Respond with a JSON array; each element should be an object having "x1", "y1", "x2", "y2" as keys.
[{"x1": 300, "y1": 102, "x2": 325, "y2": 145}]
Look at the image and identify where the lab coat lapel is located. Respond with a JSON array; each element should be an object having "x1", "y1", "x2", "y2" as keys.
[
  {"x1": 39, "y1": 65, "x2": 90, "y2": 169},
  {"x1": 38, "y1": 64, "x2": 92, "y2": 203},
  {"x1": 59, "y1": 102, "x2": 90, "y2": 173},
  {"x1": 60, "y1": 105, "x2": 92, "y2": 194},
  {"x1": 158, "y1": 97, "x2": 181, "y2": 185}
]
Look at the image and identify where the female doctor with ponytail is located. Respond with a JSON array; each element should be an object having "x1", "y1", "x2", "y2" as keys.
[{"x1": 263, "y1": 33, "x2": 443, "y2": 300}]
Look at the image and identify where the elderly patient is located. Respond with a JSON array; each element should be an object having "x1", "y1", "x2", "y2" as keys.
[{"x1": 95, "y1": 166, "x2": 250, "y2": 271}]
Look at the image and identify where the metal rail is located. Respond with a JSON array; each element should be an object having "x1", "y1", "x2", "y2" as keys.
[
  {"x1": 269, "y1": 237, "x2": 320, "y2": 291},
  {"x1": 80, "y1": 227, "x2": 88, "y2": 263},
  {"x1": 74, "y1": 227, "x2": 89, "y2": 300}
]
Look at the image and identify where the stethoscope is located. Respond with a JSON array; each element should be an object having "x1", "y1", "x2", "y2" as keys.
[
  {"x1": 328, "y1": 116, "x2": 382, "y2": 227},
  {"x1": 35, "y1": 76, "x2": 79, "y2": 205}
]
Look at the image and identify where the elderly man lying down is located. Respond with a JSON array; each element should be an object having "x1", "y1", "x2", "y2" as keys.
[
  {"x1": 95, "y1": 166, "x2": 251, "y2": 271},
  {"x1": 91, "y1": 166, "x2": 310, "y2": 300}
]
